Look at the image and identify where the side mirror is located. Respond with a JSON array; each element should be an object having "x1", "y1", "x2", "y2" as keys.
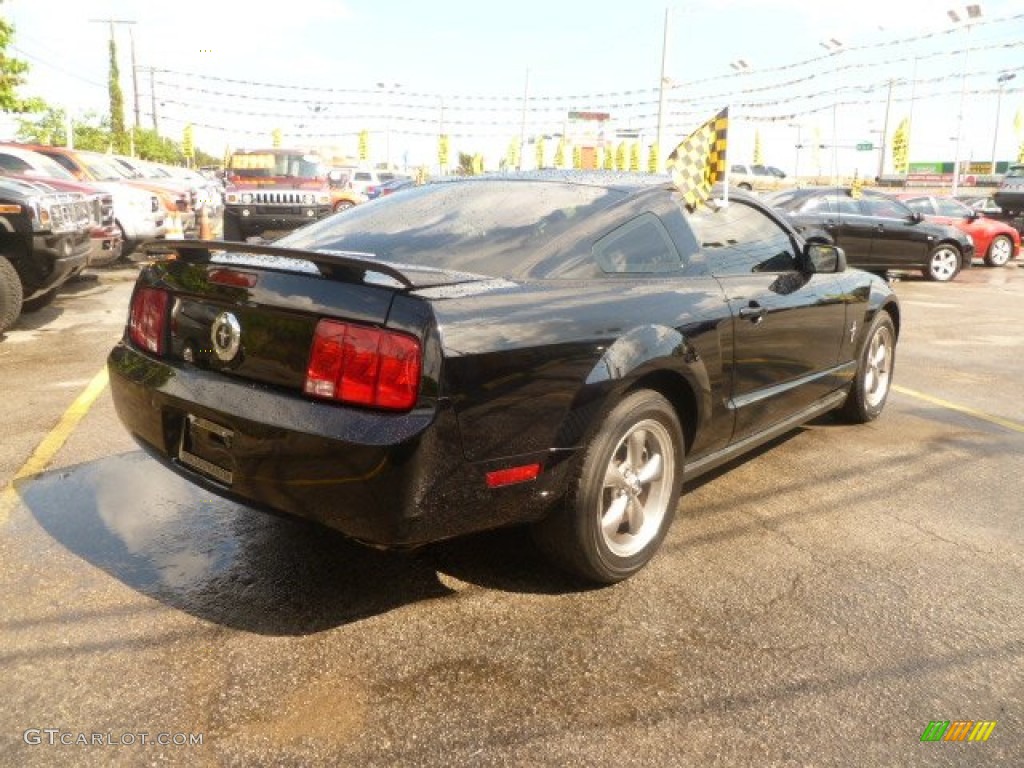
[
  {"x1": 909, "y1": 211, "x2": 924, "y2": 223},
  {"x1": 804, "y1": 242, "x2": 846, "y2": 273}
]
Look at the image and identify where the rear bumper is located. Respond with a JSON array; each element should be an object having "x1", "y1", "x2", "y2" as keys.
[{"x1": 107, "y1": 343, "x2": 569, "y2": 547}]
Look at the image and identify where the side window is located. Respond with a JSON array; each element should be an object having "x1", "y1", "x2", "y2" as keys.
[
  {"x1": 43, "y1": 153, "x2": 78, "y2": 175},
  {"x1": 688, "y1": 200, "x2": 799, "y2": 275},
  {"x1": 802, "y1": 195, "x2": 859, "y2": 215},
  {"x1": 935, "y1": 198, "x2": 969, "y2": 217},
  {"x1": 904, "y1": 198, "x2": 934, "y2": 215},
  {"x1": 731, "y1": 165, "x2": 746, "y2": 174},
  {"x1": 593, "y1": 213, "x2": 682, "y2": 274},
  {"x1": 0, "y1": 154, "x2": 31, "y2": 173},
  {"x1": 862, "y1": 197, "x2": 911, "y2": 219}
]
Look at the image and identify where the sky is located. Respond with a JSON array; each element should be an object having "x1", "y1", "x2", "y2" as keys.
[{"x1": 4, "y1": 0, "x2": 1024, "y2": 177}]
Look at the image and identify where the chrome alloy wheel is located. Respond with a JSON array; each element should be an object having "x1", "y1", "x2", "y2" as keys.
[
  {"x1": 987, "y1": 235, "x2": 1013, "y2": 267},
  {"x1": 598, "y1": 419, "x2": 675, "y2": 558},
  {"x1": 863, "y1": 323, "x2": 895, "y2": 409},
  {"x1": 928, "y1": 246, "x2": 960, "y2": 281}
]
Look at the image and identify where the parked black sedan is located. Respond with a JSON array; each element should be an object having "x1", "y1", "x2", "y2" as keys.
[
  {"x1": 766, "y1": 187, "x2": 974, "y2": 282},
  {"x1": 108, "y1": 173, "x2": 900, "y2": 583}
]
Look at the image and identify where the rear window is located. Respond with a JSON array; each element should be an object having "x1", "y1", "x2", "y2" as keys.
[
  {"x1": 1004, "y1": 165, "x2": 1024, "y2": 179},
  {"x1": 276, "y1": 179, "x2": 622, "y2": 277}
]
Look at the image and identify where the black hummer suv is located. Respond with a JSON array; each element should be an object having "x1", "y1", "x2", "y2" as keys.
[{"x1": 0, "y1": 176, "x2": 91, "y2": 334}]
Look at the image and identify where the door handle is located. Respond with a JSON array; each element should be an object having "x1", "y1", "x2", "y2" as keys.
[{"x1": 738, "y1": 303, "x2": 767, "y2": 323}]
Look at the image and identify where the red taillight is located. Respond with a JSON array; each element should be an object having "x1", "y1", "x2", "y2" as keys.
[
  {"x1": 485, "y1": 464, "x2": 542, "y2": 489},
  {"x1": 304, "y1": 319, "x2": 421, "y2": 411},
  {"x1": 129, "y1": 287, "x2": 169, "y2": 355}
]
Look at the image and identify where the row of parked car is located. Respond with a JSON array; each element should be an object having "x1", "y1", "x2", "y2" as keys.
[
  {"x1": 0, "y1": 142, "x2": 224, "y2": 334},
  {"x1": 763, "y1": 186, "x2": 1022, "y2": 282}
]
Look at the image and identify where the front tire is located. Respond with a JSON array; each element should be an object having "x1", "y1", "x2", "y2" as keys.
[
  {"x1": 984, "y1": 234, "x2": 1013, "y2": 267},
  {"x1": 532, "y1": 390, "x2": 684, "y2": 583},
  {"x1": 840, "y1": 312, "x2": 896, "y2": 423},
  {"x1": 923, "y1": 244, "x2": 961, "y2": 282},
  {"x1": 0, "y1": 256, "x2": 23, "y2": 334}
]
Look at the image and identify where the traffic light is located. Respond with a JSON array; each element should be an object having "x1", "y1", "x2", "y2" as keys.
[{"x1": 271, "y1": 128, "x2": 282, "y2": 148}]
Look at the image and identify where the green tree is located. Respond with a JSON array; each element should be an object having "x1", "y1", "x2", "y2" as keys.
[
  {"x1": 17, "y1": 105, "x2": 113, "y2": 151},
  {"x1": 107, "y1": 34, "x2": 128, "y2": 153},
  {"x1": 629, "y1": 141, "x2": 640, "y2": 171},
  {"x1": 0, "y1": 3, "x2": 43, "y2": 113}
]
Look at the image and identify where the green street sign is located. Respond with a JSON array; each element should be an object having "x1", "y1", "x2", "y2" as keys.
[{"x1": 856, "y1": 142, "x2": 874, "y2": 151}]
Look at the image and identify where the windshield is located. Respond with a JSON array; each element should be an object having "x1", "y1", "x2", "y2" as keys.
[
  {"x1": 1005, "y1": 165, "x2": 1024, "y2": 179},
  {"x1": 81, "y1": 154, "x2": 132, "y2": 181},
  {"x1": 229, "y1": 152, "x2": 327, "y2": 180},
  {"x1": 20, "y1": 151, "x2": 77, "y2": 180}
]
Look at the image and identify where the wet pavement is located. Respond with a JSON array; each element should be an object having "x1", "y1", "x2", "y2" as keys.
[{"x1": 0, "y1": 262, "x2": 1021, "y2": 766}]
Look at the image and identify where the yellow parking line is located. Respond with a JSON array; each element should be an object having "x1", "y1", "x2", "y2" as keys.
[
  {"x1": 0, "y1": 366, "x2": 109, "y2": 525},
  {"x1": 893, "y1": 384, "x2": 1024, "y2": 434}
]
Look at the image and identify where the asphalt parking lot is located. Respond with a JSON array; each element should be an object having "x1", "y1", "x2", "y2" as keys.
[{"x1": 0, "y1": 260, "x2": 1021, "y2": 767}]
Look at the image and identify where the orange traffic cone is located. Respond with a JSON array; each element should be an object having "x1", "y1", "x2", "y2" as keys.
[{"x1": 199, "y1": 207, "x2": 212, "y2": 240}]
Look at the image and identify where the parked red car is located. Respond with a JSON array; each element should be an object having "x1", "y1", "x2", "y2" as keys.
[{"x1": 900, "y1": 195, "x2": 1020, "y2": 267}]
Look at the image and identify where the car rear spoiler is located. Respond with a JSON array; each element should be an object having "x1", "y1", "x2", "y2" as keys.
[{"x1": 141, "y1": 239, "x2": 417, "y2": 289}]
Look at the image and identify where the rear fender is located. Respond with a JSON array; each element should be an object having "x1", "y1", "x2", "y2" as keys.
[{"x1": 550, "y1": 324, "x2": 711, "y2": 450}]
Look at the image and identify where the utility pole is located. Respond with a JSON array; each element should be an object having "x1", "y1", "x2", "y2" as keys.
[{"x1": 149, "y1": 68, "x2": 158, "y2": 132}]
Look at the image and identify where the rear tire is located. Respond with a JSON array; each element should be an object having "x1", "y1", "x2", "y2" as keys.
[
  {"x1": 532, "y1": 390, "x2": 683, "y2": 583},
  {"x1": 0, "y1": 256, "x2": 23, "y2": 334},
  {"x1": 922, "y1": 244, "x2": 961, "y2": 282},
  {"x1": 840, "y1": 312, "x2": 896, "y2": 423},
  {"x1": 984, "y1": 234, "x2": 1013, "y2": 267}
]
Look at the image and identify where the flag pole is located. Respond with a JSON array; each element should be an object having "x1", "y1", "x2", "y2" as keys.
[{"x1": 721, "y1": 103, "x2": 731, "y2": 205}]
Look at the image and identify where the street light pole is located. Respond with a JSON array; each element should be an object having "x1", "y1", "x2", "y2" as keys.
[
  {"x1": 949, "y1": 4, "x2": 982, "y2": 196},
  {"x1": 518, "y1": 68, "x2": 530, "y2": 172},
  {"x1": 820, "y1": 38, "x2": 844, "y2": 185},
  {"x1": 656, "y1": 8, "x2": 670, "y2": 162},
  {"x1": 877, "y1": 78, "x2": 894, "y2": 180},
  {"x1": 991, "y1": 72, "x2": 1016, "y2": 174},
  {"x1": 788, "y1": 123, "x2": 802, "y2": 183}
]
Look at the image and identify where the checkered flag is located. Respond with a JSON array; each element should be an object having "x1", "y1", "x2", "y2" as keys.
[{"x1": 667, "y1": 107, "x2": 729, "y2": 210}]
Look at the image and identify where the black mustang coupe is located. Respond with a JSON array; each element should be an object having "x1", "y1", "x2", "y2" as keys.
[{"x1": 109, "y1": 173, "x2": 900, "y2": 583}]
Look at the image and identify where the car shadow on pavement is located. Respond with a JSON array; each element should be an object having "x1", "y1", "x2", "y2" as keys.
[
  {"x1": 21, "y1": 451, "x2": 586, "y2": 634},
  {"x1": 22, "y1": 451, "x2": 458, "y2": 636}
]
